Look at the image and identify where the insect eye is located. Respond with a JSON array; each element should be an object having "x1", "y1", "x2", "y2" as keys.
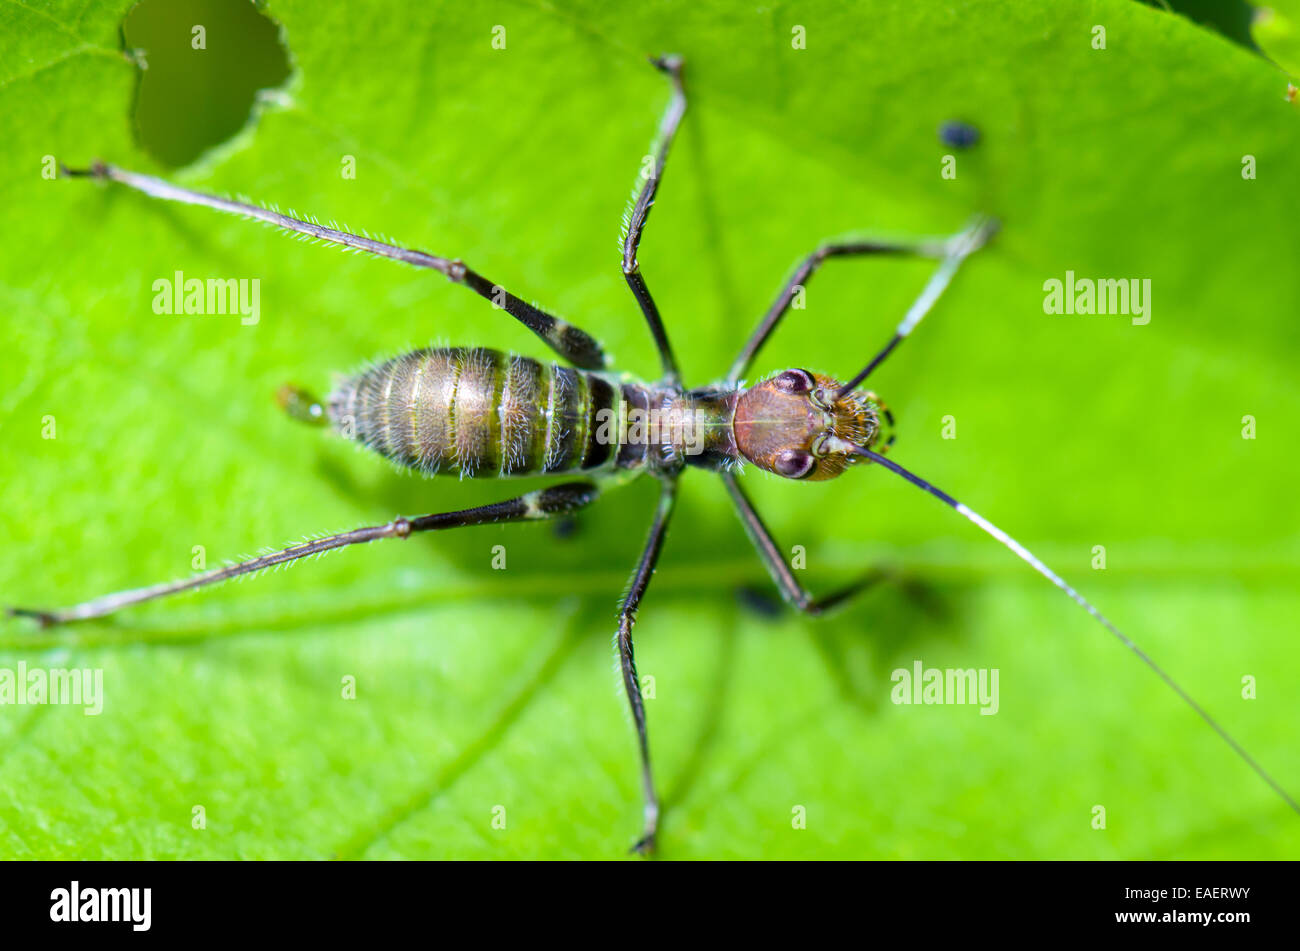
[
  {"x1": 774, "y1": 369, "x2": 815, "y2": 393},
  {"x1": 773, "y1": 449, "x2": 815, "y2": 479}
]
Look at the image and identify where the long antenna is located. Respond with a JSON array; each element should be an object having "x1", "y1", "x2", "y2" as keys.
[{"x1": 849, "y1": 444, "x2": 1300, "y2": 817}]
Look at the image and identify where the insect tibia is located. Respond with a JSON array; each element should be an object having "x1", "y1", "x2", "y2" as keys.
[{"x1": 276, "y1": 384, "x2": 327, "y2": 426}]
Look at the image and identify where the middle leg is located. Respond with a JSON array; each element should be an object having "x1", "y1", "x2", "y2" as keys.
[
  {"x1": 622, "y1": 55, "x2": 688, "y2": 385},
  {"x1": 617, "y1": 477, "x2": 678, "y2": 854}
]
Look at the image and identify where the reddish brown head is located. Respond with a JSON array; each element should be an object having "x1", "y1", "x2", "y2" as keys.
[{"x1": 733, "y1": 369, "x2": 893, "y2": 480}]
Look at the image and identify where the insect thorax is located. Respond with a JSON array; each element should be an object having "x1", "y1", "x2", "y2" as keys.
[{"x1": 327, "y1": 347, "x2": 740, "y2": 478}]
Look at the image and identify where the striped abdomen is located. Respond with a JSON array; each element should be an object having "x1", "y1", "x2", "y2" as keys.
[{"x1": 327, "y1": 347, "x2": 629, "y2": 478}]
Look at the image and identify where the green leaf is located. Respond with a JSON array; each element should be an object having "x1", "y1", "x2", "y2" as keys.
[
  {"x1": 1253, "y1": 2, "x2": 1300, "y2": 77},
  {"x1": 2, "y1": 0, "x2": 1298, "y2": 859}
]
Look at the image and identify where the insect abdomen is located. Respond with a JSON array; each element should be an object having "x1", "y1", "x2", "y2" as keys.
[{"x1": 327, "y1": 347, "x2": 620, "y2": 477}]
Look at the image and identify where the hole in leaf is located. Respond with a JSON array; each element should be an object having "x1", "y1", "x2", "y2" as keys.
[{"x1": 124, "y1": 0, "x2": 292, "y2": 168}]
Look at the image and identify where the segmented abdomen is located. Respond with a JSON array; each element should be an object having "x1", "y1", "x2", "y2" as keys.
[{"x1": 327, "y1": 347, "x2": 623, "y2": 477}]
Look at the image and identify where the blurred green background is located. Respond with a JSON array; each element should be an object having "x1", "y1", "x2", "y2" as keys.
[{"x1": 0, "y1": 0, "x2": 1297, "y2": 859}]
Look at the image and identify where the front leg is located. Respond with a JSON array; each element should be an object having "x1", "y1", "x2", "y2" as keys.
[
  {"x1": 727, "y1": 216, "x2": 999, "y2": 386},
  {"x1": 722, "y1": 473, "x2": 886, "y2": 614}
]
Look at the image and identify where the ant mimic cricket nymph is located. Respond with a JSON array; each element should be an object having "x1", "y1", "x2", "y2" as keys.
[{"x1": 17, "y1": 54, "x2": 1299, "y2": 855}]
